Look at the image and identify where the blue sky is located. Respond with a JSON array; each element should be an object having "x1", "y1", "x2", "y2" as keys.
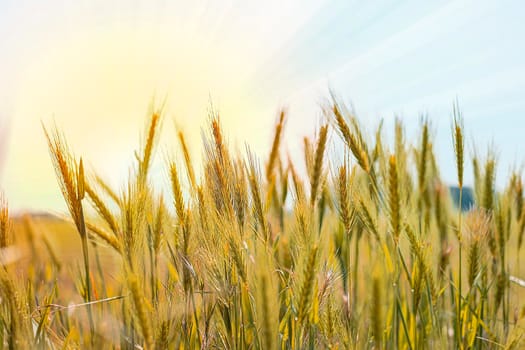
[{"x1": 0, "y1": 0, "x2": 524, "y2": 211}]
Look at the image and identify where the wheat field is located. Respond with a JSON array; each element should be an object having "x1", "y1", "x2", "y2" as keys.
[{"x1": 1, "y1": 99, "x2": 525, "y2": 349}]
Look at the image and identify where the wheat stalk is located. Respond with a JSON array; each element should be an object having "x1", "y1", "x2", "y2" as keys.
[
  {"x1": 310, "y1": 124, "x2": 328, "y2": 206},
  {"x1": 266, "y1": 110, "x2": 286, "y2": 181},
  {"x1": 0, "y1": 194, "x2": 10, "y2": 248}
]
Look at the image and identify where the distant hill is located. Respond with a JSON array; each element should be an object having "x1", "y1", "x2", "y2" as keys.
[
  {"x1": 11, "y1": 211, "x2": 63, "y2": 221},
  {"x1": 449, "y1": 186, "x2": 475, "y2": 211}
]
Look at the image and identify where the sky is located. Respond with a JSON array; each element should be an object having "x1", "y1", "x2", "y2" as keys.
[{"x1": 1, "y1": 0, "x2": 524, "y2": 212}]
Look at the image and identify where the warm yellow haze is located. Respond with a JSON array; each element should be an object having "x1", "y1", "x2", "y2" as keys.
[{"x1": 4, "y1": 26, "x2": 301, "y2": 211}]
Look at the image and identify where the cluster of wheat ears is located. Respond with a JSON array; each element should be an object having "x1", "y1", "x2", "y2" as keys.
[{"x1": 0, "y1": 98, "x2": 524, "y2": 349}]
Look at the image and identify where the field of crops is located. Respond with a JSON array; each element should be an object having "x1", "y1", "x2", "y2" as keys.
[{"x1": 1, "y1": 100, "x2": 525, "y2": 349}]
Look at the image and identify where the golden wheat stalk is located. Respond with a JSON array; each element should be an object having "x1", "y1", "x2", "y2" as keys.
[
  {"x1": 418, "y1": 119, "x2": 430, "y2": 193},
  {"x1": 247, "y1": 151, "x2": 269, "y2": 242},
  {"x1": 0, "y1": 194, "x2": 10, "y2": 248},
  {"x1": 404, "y1": 224, "x2": 437, "y2": 306},
  {"x1": 482, "y1": 157, "x2": 496, "y2": 212},
  {"x1": 139, "y1": 112, "x2": 161, "y2": 182},
  {"x1": 85, "y1": 181, "x2": 119, "y2": 234},
  {"x1": 452, "y1": 102, "x2": 464, "y2": 189},
  {"x1": 128, "y1": 272, "x2": 154, "y2": 349},
  {"x1": 298, "y1": 244, "x2": 318, "y2": 324},
  {"x1": 289, "y1": 156, "x2": 306, "y2": 204},
  {"x1": 310, "y1": 125, "x2": 328, "y2": 206},
  {"x1": 43, "y1": 126, "x2": 95, "y2": 336},
  {"x1": 266, "y1": 110, "x2": 286, "y2": 181},
  {"x1": 178, "y1": 130, "x2": 197, "y2": 190},
  {"x1": 337, "y1": 164, "x2": 354, "y2": 238},
  {"x1": 332, "y1": 104, "x2": 369, "y2": 173},
  {"x1": 170, "y1": 161, "x2": 186, "y2": 224},
  {"x1": 212, "y1": 117, "x2": 226, "y2": 161},
  {"x1": 95, "y1": 174, "x2": 121, "y2": 205},
  {"x1": 233, "y1": 159, "x2": 248, "y2": 231},
  {"x1": 0, "y1": 271, "x2": 31, "y2": 348},
  {"x1": 371, "y1": 274, "x2": 383, "y2": 348},
  {"x1": 388, "y1": 155, "x2": 401, "y2": 244},
  {"x1": 355, "y1": 195, "x2": 380, "y2": 243},
  {"x1": 85, "y1": 221, "x2": 121, "y2": 253},
  {"x1": 517, "y1": 206, "x2": 525, "y2": 252},
  {"x1": 514, "y1": 174, "x2": 523, "y2": 220},
  {"x1": 43, "y1": 125, "x2": 83, "y2": 232}
]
